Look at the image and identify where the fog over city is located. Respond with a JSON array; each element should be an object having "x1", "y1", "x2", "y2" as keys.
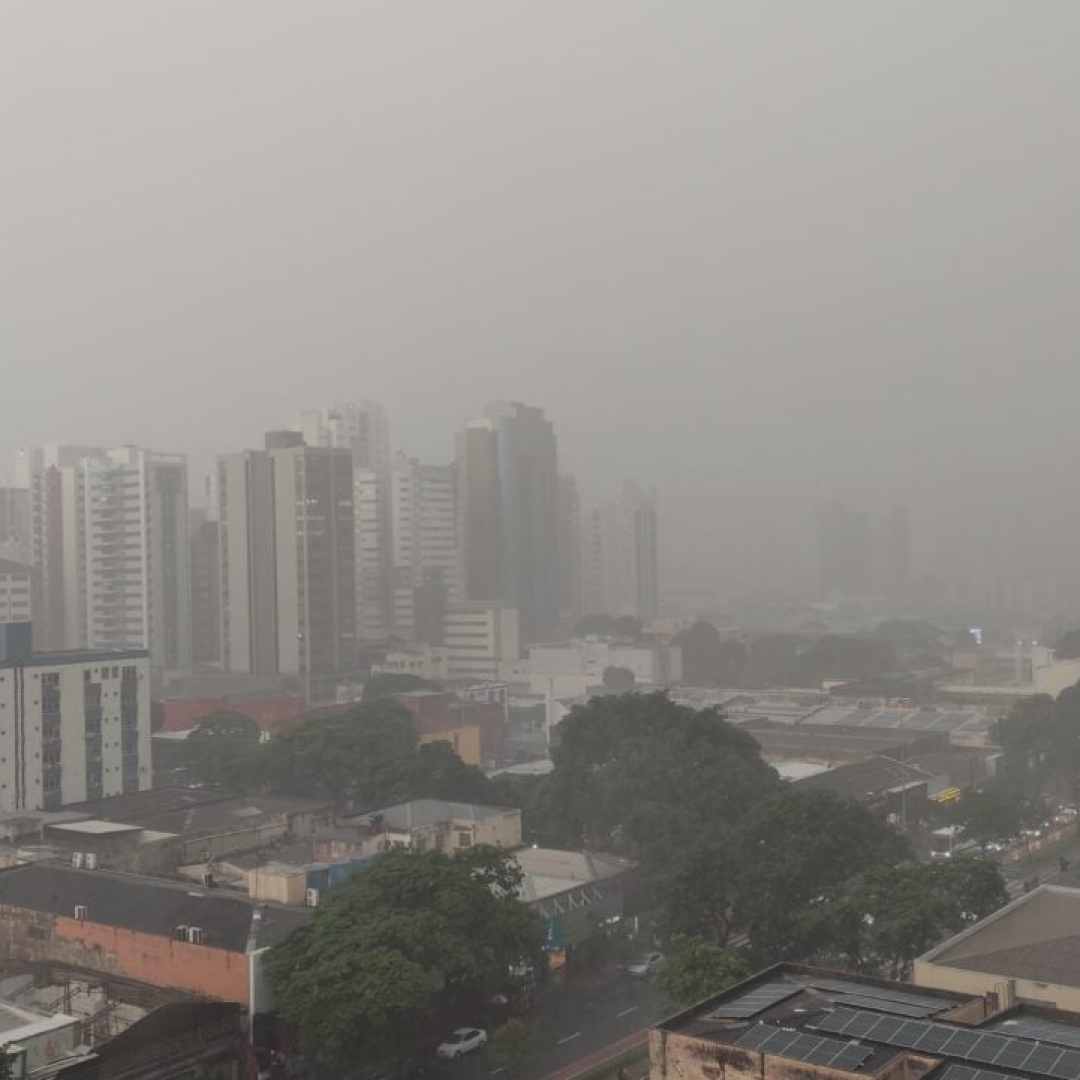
[{"x1": 6, "y1": 2, "x2": 1080, "y2": 601}]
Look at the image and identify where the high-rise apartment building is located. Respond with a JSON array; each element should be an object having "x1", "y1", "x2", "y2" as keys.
[
  {"x1": 390, "y1": 454, "x2": 460, "y2": 643},
  {"x1": 581, "y1": 482, "x2": 659, "y2": 619},
  {"x1": 0, "y1": 561, "x2": 32, "y2": 623},
  {"x1": 218, "y1": 436, "x2": 356, "y2": 697},
  {"x1": 28, "y1": 446, "x2": 189, "y2": 668},
  {"x1": 188, "y1": 509, "x2": 221, "y2": 669},
  {"x1": 0, "y1": 488, "x2": 33, "y2": 564},
  {"x1": 294, "y1": 401, "x2": 392, "y2": 642},
  {"x1": 815, "y1": 502, "x2": 912, "y2": 600},
  {"x1": 80, "y1": 448, "x2": 191, "y2": 671},
  {"x1": 456, "y1": 402, "x2": 559, "y2": 643},
  {"x1": 0, "y1": 625, "x2": 151, "y2": 812},
  {"x1": 556, "y1": 474, "x2": 583, "y2": 630}
]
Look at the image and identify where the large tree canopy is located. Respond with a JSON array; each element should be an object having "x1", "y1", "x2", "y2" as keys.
[
  {"x1": 542, "y1": 692, "x2": 778, "y2": 855},
  {"x1": 266, "y1": 847, "x2": 545, "y2": 1069},
  {"x1": 234, "y1": 699, "x2": 495, "y2": 810}
]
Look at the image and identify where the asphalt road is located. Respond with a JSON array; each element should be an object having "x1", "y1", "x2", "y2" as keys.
[{"x1": 430, "y1": 970, "x2": 663, "y2": 1080}]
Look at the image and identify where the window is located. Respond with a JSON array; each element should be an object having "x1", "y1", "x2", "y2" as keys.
[{"x1": 457, "y1": 831, "x2": 473, "y2": 848}]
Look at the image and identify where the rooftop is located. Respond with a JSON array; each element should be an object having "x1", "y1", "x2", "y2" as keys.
[
  {"x1": 513, "y1": 848, "x2": 634, "y2": 903},
  {"x1": 349, "y1": 799, "x2": 518, "y2": 831},
  {"x1": 61, "y1": 787, "x2": 332, "y2": 839},
  {"x1": 0, "y1": 647, "x2": 149, "y2": 671},
  {"x1": 920, "y1": 885, "x2": 1080, "y2": 989},
  {"x1": 657, "y1": 964, "x2": 1080, "y2": 1080},
  {"x1": 0, "y1": 862, "x2": 309, "y2": 952}
]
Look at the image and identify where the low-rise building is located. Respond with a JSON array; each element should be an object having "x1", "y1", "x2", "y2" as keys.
[
  {"x1": 650, "y1": 962, "x2": 1080, "y2": 1080},
  {"x1": 915, "y1": 884, "x2": 1080, "y2": 1011},
  {"x1": 0, "y1": 862, "x2": 308, "y2": 1011},
  {"x1": 60, "y1": 786, "x2": 333, "y2": 864},
  {"x1": 513, "y1": 848, "x2": 635, "y2": 962},
  {"x1": 523, "y1": 639, "x2": 682, "y2": 698},
  {"x1": 313, "y1": 799, "x2": 522, "y2": 861}
]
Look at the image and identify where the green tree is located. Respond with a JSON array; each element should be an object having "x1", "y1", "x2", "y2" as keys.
[
  {"x1": 954, "y1": 790, "x2": 1038, "y2": 849},
  {"x1": 0, "y1": 1047, "x2": 13, "y2": 1080},
  {"x1": 656, "y1": 935, "x2": 746, "y2": 1007},
  {"x1": 489, "y1": 1019, "x2": 540, "y2": 1072},
  {"x1": 266, "y1": 847, "x2": 545, "y2": 1070},
  {"x1": 183, "y1": 711, "x2": 261, "y2": 786},
  {"x1": 845, "y1": 858, "x2": 1008, "y2": 978},
  {"x1": 602, "y1": 666, "x2": 636, "y2": 691},
  {"x1": 731, "y1": 788, "x2": 909, "y2": 962},
  {"x1": 362, "y1": 673, "x2": 443, "y2": 700},
  {"x1": 541, "y1": 693, "x2": 778, "y2": 856},
  {"x1": 654, "y1": 833, "x2": 740, "y2": 945}
]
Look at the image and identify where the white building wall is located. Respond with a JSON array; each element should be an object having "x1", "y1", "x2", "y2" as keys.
[
  {"x1": 0, "y1": 566, "x2": 32, "y2": 623},
  {"x1": 443, "y1": 603, "x2": 520, "y2": 682},
  {"x1": 0, "y1": 651, "x2": 151, "y2": 812}
]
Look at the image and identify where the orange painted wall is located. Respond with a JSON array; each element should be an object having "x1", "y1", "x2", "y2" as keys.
[{"x1": 53, "y1": 916, "x2": 250, "y2": 1004}]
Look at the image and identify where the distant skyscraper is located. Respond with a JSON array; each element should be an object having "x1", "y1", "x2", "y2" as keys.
[
  {"x1": 581, "y1": 482, "x2": 660, "y2": 619},
  {"x1": 456, "y1": 402, "x2": 559, "y2": 643},
  {"x1": 815, "y1": 502, "x2": 912, "y2": 600},
  {"x1": 0, "y1": 487, "x2": 33, "y2": 564},
  {"x1": 188, "y1": 508, "x2": 221, "y2": 669},
  {"x1": 390, "y1": 453, "x2": 460, "y2": 643},
  {"x1": 218, "y1": 436, "x2": 356, "y2": 697},
  {"x1": 295, "y1": 401, "x2": 392, "y2": 642},
  {"x1": 80, "y1": 448, "x2": 191, "y2": 670},
  {"x1": 556, "y1": 475, "x2": 583, "y2": 630}
]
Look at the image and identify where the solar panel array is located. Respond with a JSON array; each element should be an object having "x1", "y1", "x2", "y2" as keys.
[
  {"x1": 807, "y1": 977, "x2": 948, "y2": 1017},
  {"x1": 709, "y1": 980, "x2": 801, "y2": 1019},
  {"x1": 814, "y1": 1008, "x2": 1080, "y2": 1080},
  {"x1": 938, "y1": 1066, "x2": 1024, "y2": 1080},
  {"x1": 806, "y1": 705, "x2": 993, "y2": 733},
  {"x1": 734, "y1": 1024, "x2": 873, "y2": 1071},
  {"x1": 990, "y1": 1018, "x2": 1080, "y2": 1051}
]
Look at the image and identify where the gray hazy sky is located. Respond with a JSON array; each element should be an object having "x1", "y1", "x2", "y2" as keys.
[{"x1": 5, "y1": 3, "x2": 1080, "y2": 579}]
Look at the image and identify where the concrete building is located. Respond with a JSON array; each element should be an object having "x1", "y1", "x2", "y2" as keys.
[
  {"x1": 650, "y1": 964, "x2": 1033, "y2": 1080},
  {"x1": 0, "y1": 487, "x2": 32, "y2": 564},
  {"x1": 525, "y1": 639, "x2": 682, "y2": 698},
  {"x1": 315, "y1": 799, "x2": 522, "y2": 861},
  {"x1": 457, "y1": 402, "x2": 559, "y2": 643},
  {"x1": 390, "y1": 453, "x2": 461, "y2": 643},
  {"x1": 0, "y1": 626, "x2": 152, "y2": 812},
  {"x1": 218, "y1": 436, "x2": 356, "y2": 698},
  {"x1": 0, "y1": 862, "x2": 308, "y2": 1010},
  {"x1": 79, "y1": 448, "x2": 191, "y2": 671},
  {"x1": 581, "y1": 482, "x2": 660, "y2": 619},
  {"x1": 443, "y1": 601, "x2": 520, "y2": 682},
  {"x1": 0, "y1": 559, "x2": 32, "y2": 624},
  {"x1": 188, "y1": 509, "x2": 221, "y2": 669},
  {"x1": 294, "y1": 402, "x2": 393, "y2": 643},
  {"x1": 915, "y1": 885, "x2": 1080, "y2": 1012},
  {"x1": 556, "y1": 474, "x2": 583, "y2": 631}
]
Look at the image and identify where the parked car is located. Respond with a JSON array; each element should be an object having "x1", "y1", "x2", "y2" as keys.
[
  {"x1": 435, "y1": 1028, "x2": 488, "y2": 1060},
  {"x1": 627, "y1": 951, "x2": 664, "y2": 978}
]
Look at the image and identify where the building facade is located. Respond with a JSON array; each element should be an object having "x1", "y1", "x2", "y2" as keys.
[
  {"x1": 442, "y1": 602, "x2": 520, "y2": 682},
  {"x1": 188, "y1": 510, "x2": 221, "y2": 669},
  {"x1": 390, "y1": 454, "x2": 460, "y2": 643},
  {"x1": 457, "y1": 402, "x2": 559, "y2": 644},
  {"x1": 80, "y1": 448, "x2": 191, "y2": 671},
  {"x1": 0, "y1": 560, "x2": 32, "y2": 624},
  {"x1": 581, "y1": 482, "x2": 659, "y2": 619},
  {"x1": 218, "y1": 438, "x2": 356, "y2": 697},
  {"x1": 0, "y1": 631, "x2": 151, "y2": 811}
]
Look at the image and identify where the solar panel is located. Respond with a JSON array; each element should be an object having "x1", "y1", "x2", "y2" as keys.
[
  {"x1": 807, "y1": 977, "x2": 951, "y2": 1013},
  {"x1": 939, "y1": 1066, "x2": 1024, "y2": 1080},
  {"x1": 992, "y1": 1018, "x2": 1080, "y2": 1051},
  {"x1": 812, "y1": 1007, "x2": 1080, "y2": 1080},
  {"x1": 709, "y1": 980, "x2": 802, "y2": 1019},
  {"x1": 733, "y1": 1025, "x2": 873, "y2": 1071},
  {"x1": 826, "y1": 992, "x2": 942, "y2": 1019}
]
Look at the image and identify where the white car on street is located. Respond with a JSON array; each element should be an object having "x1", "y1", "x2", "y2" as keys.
[
  {"x1": 627, "y1": 951, "x2": 664, "y2": 978},
  {"x1": 435, "y1": 1028, "x2": 488, "y2": 1060}
]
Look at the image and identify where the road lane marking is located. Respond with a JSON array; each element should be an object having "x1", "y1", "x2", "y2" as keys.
[
  {"x1": 490, "y1": 1069, "x2": 506, "y2": 1076},
  {"x1": 617, "y1": 1006, "x2": 639, "y2": 1018},
  {"x1": 558, "y1": 1032, "x2": 582, "y2": 1044}
]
